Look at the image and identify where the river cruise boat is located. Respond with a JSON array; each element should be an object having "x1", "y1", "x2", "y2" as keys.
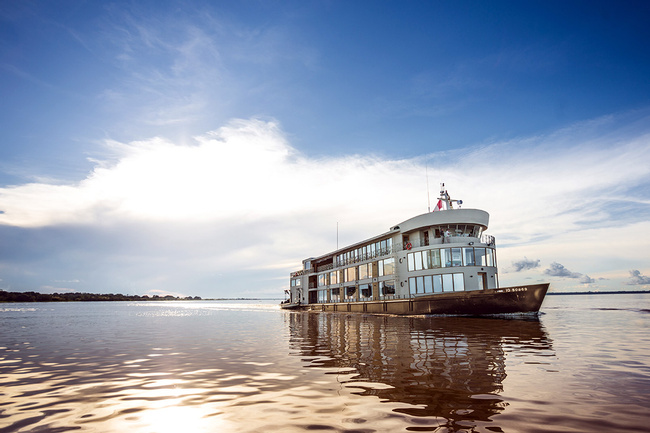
[{"x1": 281, "y1": 187, "x2": 549, "y2": 315}]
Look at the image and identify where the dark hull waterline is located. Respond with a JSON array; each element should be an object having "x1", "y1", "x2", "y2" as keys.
[{"x1": 281, "y1": 283, "x2": 549, "y2": 316}]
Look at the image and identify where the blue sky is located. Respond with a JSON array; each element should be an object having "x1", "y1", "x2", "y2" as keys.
[{"x1": 1, "y1": 0, "x2": 649, "y2": 297}]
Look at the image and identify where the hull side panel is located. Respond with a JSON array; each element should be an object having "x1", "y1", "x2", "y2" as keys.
[{"x1": 307, "y1": 283, "x2": 549, "y2": 316}]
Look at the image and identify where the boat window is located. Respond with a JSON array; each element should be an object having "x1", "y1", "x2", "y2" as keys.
[
  {"x1": 475, "y1": 248, "x2": 487, "y2": 266},
  {"x1": 430, "y1": 250, "x2": 441, "y2": 268},
  {"x1": 318, "y1": 274, "x2": 328, "y2": 287},
  {"x1": 412, "y1": 274, "x2": 467, "y2": 295},
  {"x1": 383, "y1": 258, "x2": 395, "y2": 275},
  {"x1": 432, "y1": 275, "x2": 443, "y2": 292},
  {"x1": 346, "y1": 286, "x2": 356, "y2": 299},
  {"x1": 344, "y1": 267, "x2": 356, "y2": 282},
  {"x1": 331, "y1": 287, "x2": 340, "y2": 302},
  {"x1": 360, "y1": 284, "x2": 371, "y2": 299},
  {"x1": 318, "y1": 290, "x2": 327, "y2": 303},
  {"x1": 329, "y1": 271, "x2": 338, "y2": 284},
  {"x1": 424, "y1": 275, "x2": 433, "y2": 293},
  {"x1": 451, "y1": 248, "x2": 462, "y2": 267},
  {"x1": 486, "y1": 248, "x2": 494, "y2": 267},
  {"x1": 415, "y1": 252, "x2": 423, "y2": 270},
  {"x1": 453, "y1": 273, "x2": 465, "y2": 291},
  {"x1": 463, "y1": 248, "x2": 475, "y2": 266},
  {"x1": 431, "y1": 224, "x2": 484, "y2": 238},
  {"x1": 410, "y1": 275, "x2": 433, "y2": 295},
  {"x1": 407, "y1": 252, "x2": 423, "y2": 271},
  {"x1": 380, "y1": 280, "x2": 395, "y2": 295},
  {"x1": 442, "y1": 274, "x2": 454, "y2": 292},
  {"x1": 441, "y1": 249, "x2": 452, "y2": 267},
  {"x1": 358, "y1": 263, "x2": 370, "y2": 279},
  {"x1": 422, "y1": 250, "x2": 430, "y2": 269}
]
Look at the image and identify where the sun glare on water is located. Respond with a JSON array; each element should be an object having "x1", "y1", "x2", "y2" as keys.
[{"x1": 117, "y1": 405, "x2": 231, "y2": 433}]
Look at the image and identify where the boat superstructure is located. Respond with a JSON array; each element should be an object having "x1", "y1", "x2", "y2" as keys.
[{"x1": 281, "y1": 186, "x2": 548, "y2": 315}]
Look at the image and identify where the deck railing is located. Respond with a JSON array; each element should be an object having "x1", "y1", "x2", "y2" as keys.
[{"x1": 396, "y1": 235, "x2": 496, "y2": 251}]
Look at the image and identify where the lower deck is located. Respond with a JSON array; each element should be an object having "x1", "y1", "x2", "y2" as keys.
[{"x1": 299, "y1": 284, "x2": 549, "y2": 316}]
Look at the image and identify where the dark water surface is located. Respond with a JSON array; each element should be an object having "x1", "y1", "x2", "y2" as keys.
[{"x1": 1, "y1": 295, "x2": 648, "y2": 432}]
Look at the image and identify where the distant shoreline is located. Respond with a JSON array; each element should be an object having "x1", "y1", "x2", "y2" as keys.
[
  {"x1": 0, "y1": 290, "x2": 286, "y2": 303},
  {"x1": 548, "y1": 290, "x2": 650, "y2": 296},
  {"x1": 0, "y1": 291, "x2": 202, "y2": 303}
]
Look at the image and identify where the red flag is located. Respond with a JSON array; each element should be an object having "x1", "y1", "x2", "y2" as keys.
[{"x1": 432, "y1": 199, "x2": 443, "y2": 212}]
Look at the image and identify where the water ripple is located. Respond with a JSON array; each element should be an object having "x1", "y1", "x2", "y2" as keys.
[{"x1": 1, "y1": 299, "x2": 649, "y2": 432}]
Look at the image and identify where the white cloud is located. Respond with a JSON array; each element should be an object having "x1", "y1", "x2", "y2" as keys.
[{"x1": 0, "y1": 114, "x2": 649, "y2": 295}]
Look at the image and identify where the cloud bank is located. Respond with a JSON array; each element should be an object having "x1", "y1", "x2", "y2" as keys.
[
  {"x1": 511, "y1": 257, "x2": 541, "y2": 272},
  {"x1": 1, "y1": 113, "x2": 649, "y2": 296},
  {"x1": 626, "y1": 270, "x2": 650, "y2": 286},
  {"x1": 544, "y1": 262, "x2": 595, "y2": 285}
]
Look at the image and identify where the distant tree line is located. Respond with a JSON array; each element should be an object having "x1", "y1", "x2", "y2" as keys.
[
  {"x1": 0, "y1": 290, "x2": 201, "y2": 303},
  {"x1": 547, "y1": 290, "x2": 650, "y2": 295}
]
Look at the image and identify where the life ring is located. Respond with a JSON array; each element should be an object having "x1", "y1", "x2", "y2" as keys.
[{"x1": 405, "y1": 242, "x2": 412, "y2": 250}]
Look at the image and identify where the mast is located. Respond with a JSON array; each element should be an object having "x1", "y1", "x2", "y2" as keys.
[{"x1": 439, "y1": 183, "x2": 463, "y2": 210}]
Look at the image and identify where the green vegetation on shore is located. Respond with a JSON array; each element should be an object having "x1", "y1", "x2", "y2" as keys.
[{"x1": 0, "y1": 290, "x2": 201, "y2": 303}]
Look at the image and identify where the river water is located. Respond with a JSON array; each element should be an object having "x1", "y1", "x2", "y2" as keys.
[{"x1": 0, "y1": 294, "x2": 648, "y2": 432}]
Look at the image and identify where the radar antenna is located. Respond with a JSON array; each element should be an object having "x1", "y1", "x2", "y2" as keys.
[{"x1": 439, "y1": 183, "x2": 463, "y2": 209}]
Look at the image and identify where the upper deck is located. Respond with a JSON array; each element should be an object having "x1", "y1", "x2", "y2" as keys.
[
  {"x1": 293, "y1": 207, "x2": 492, "y2": 277},
  {"x1": 393, "y1": 208, "x2": 489, "y2": 234}
]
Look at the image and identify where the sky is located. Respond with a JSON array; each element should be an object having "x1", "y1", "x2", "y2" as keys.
[{"x1": 1, "y1": 0, "x2": 649, "y2": 298}]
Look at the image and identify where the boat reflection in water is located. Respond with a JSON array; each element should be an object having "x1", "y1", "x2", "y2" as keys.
[{"x1": 288, "y1": 312, "x2": 553, "y2": 430}]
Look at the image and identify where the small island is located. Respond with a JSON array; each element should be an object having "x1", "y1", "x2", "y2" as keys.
[{"x1": 0, "y1": 290, "x2": 202, "y2": 303}]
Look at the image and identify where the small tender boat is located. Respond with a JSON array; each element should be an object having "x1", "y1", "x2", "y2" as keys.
[{"x1": 281, "y1": 186, "x2": 548, "y2": 316}]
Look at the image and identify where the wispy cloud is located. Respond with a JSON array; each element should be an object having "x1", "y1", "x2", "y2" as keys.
[{"x1": 99, "y1": 14, "x2": 222, "y2": 128}]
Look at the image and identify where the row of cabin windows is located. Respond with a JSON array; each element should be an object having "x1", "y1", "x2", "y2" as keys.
[
  {"x1": 409, "y1": 273, "x2": 465, "y2": 294},
  {"x1": 318, "y1": 258, "x2": 395, "y2": 286},
  {"x1": 407, "y1": 247, "x2": 495, "y2": 271},
  {"x1": 431, "y1": 224, "x2": 483, "y2": 239},
  {"x1": 317, "y1": 281, "x2": 396, "y2": 303},
  {"x1": 336, "y1": 238, "x2": 393, "y2": 267}
]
